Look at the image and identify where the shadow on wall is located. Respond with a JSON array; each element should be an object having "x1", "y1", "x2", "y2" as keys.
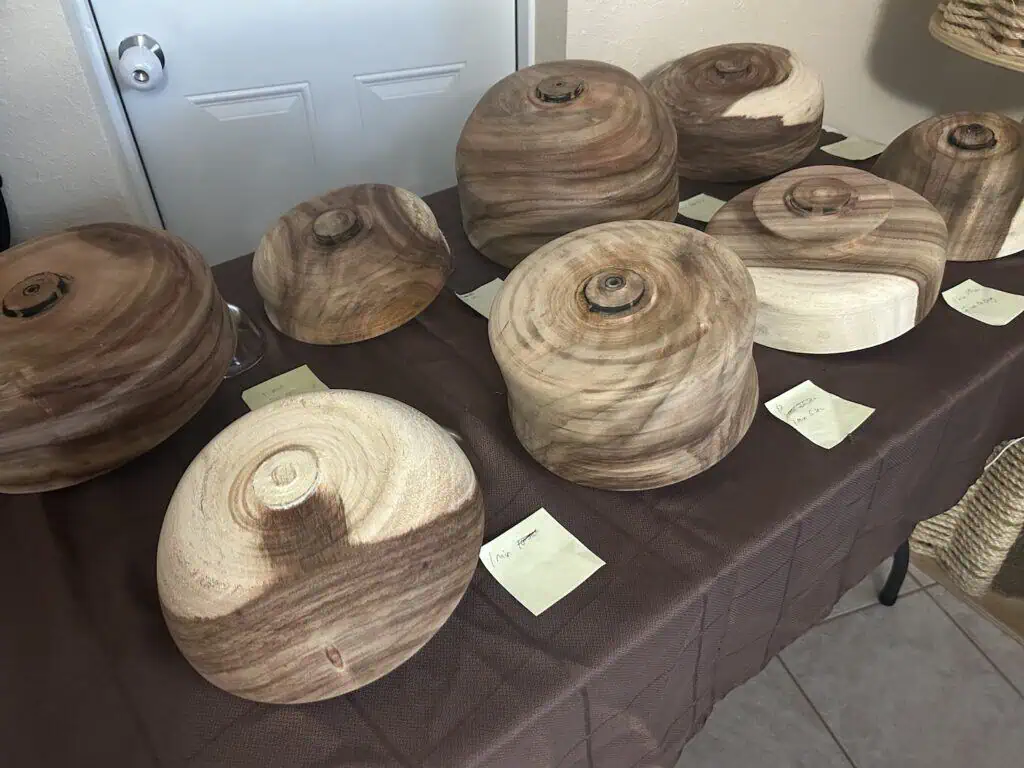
[{"x1": 868, "y1": 0, "x2": 1024, "y2": 118}]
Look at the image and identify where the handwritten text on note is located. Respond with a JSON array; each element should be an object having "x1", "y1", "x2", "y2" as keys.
[
  {"x1": 943, "y1": 279, "x2": 1024, "y2": 327},
  {"x1": 241, "y1": 365, "x2": 329, "y2": 410},
  {"x1": 479, "y1": 508, "x2": 604, "y2": 616},
  {"x1": 766, "y1": 380, "x2": 875, "y2": 450},
  {"x1": 457, "y1": 278, "x2": 505, "y2": 319},
  {"x1": 677, "y1": 193, "x2": 726, "y2": 223}
]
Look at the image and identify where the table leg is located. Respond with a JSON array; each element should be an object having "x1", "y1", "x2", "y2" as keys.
[{"x1": 878, "y1": 539, "x2": 911, "y2": 607}]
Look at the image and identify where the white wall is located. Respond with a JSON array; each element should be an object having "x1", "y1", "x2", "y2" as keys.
[
  {"x1": 0, "y1": 0, "x2": 140, "y2": 243},
  {"x1": 567, "y1": 0, "x2": 1024, "y2": 142}
]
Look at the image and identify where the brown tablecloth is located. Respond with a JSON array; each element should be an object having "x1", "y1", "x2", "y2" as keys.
[{"x1": 3, "y1": 135, "x2": 1024, "y2": 768}]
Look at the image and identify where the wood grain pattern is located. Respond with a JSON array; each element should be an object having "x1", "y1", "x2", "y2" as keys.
[
  {"x1": 647, "y1": 43, "x2": 824, "y2": 182},
  {"x1": 873, "y1": 112, "x2": 1024, "y2": 262},
  {"x1": 489, "y1": 220, "x2": 758, "y2": 491},
  {"x1": 456, "y1": 60, "x2": 679, "y2": 268},
  {"x1": 0, "y1": 223, "x2": 234, "y2": 493},
  {"x1": 707, "y1": 165, "x2": 948, "y2": 355},
  {"x1": 157, "y1": 391, "x2": 485, "y2": 703},
  {"x1": 253, "y1": 184, "x2": 452, "y2": 344}
]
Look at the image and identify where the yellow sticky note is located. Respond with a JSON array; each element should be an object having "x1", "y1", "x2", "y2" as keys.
[
  {"x1": 479, "y1": 508, "x2": 604, "y2": 616},
  {"x1": 677, "y1": 193, "x2": 726, "y2": 223},
  {"x1": 820, "y1": 136, "x2": 887, "y2": 161},
  {"x1": 943, "y1": 279, "x2": 1024, "y2": 326},
  {"x1": 457, "y1": 278, "x2": 504, "y2": 319},
  {"x1": 242, "y1": 365, "x2": 329, "y2": 410},
  {"x1": 766, "y1": 380, "x2": 874, "y2": 450}
]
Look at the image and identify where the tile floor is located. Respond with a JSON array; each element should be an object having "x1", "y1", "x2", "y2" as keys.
[{"x1": 676, "y1": 559, "x2": 1024, "y2": 768}]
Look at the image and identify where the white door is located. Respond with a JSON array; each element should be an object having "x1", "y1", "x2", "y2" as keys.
[{"x1": 91, "y1": 1, "x2": 517, "y2": 263}]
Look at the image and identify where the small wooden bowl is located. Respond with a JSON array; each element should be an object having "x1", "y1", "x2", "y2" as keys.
[
  {"x1": 157, "y1": 391, "x2": 485, "y2": 703},
  {"x1": 873, "y1": 112, "x2": 1024, "y2": 262},
  {"x1": 253, "y1": 184, "x2": 451, "y2": 344},
  {"x1": 647, "y1": 43, "x2": 824, "y2": 182},
  {"x1": 489, "y1": 220, "x2": 758, "y2": 490},
  {"x1": 457, "y1": 60, "x2": 679, "y2": 268},
  {"x1": 707, "y1": 166, "x2": 948, "y2": 355},
  {"x1": 0, "y1": 223, "x2": 234, "y2": 493}
]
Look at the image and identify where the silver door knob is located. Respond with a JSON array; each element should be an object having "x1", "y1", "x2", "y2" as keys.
[{"x1": 117, "y1": 34, "x2": 165, "y2": 91}]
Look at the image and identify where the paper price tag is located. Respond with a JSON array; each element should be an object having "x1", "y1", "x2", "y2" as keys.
[
  {"x1": 457, "y1": 278, "x2": 504, "y2": 319},
  {"x1": 943, "y1": 279, "x2": 1024, "y2": 326},
  {"x1": 998, "y1": 202, "x2": 1024, "y2": 258},
  {"x1": 766, "y1": 380, "x2": 874, "y2": 450},
  {"x1": 242, "y1": 365, "x2": 329, "y2": 410},
  {"x1": 821, "y1": 136, "x2": 887, "y2": 161},
  {"x1": 677, "y1": 193, "x2": 726, "y2": 223},
  {"x1": 479, "y1": 508, "x2": 604, "y2": 616}
]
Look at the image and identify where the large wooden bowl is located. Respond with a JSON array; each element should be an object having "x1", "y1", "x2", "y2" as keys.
[
  {"x1": 707, "y1": 166, "x2": 948, "y2": 355},
  {"x1": 253, "y1": 184, "x2": 451, "y2": 344},
  {"x1": 157, "y1": 391, "x2": 485, "y2": 703},
  {"x1": 873, "y1": 112, "x2": 1024, "y2": 262},
  {"x1": 0, "y1": 223, "x2": 234, "y2": 493},
  {"x1": 489, "y1": 220, "x2": 758, "y2": 491},
  {"x1": 456, "y1": 60, "x2": 679, "y2": 268},
  {"x1": 647, "y1": 43, "x2": 824, "y2": 182}
]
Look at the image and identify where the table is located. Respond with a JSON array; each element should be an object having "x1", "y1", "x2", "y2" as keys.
[{"x1": 3, "y1": 134, "x2": 1024, "y2": 768}]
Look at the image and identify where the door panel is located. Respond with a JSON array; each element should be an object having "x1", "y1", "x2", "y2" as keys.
[
  {"x1": 92, "y1": 1, "x2": 516, "y2": 262},
  {"x1": 353, "y1": 62, "x2": 470, "y2": 193}
]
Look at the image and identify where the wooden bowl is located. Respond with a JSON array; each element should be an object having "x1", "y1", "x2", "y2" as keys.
[
  {"x1": 707, "y1": 166, "x2": 948, "y2": 355},
  {"x1": 0, "y1": 223, "x2": 234, "y2": 494},
  {"x1": 489, "y1": 220, "x2": 758, "y2": 490},
  {"x1": 157, "y1": 391, "x2": 485, "y2": 703},
  {"x1": 253, "y1": 184, "x2": 451, "y2": 344},
  {"x1": 456, "y1": 60, "x2": 679, "y2": 268},
  {"x1": 647, "y1": 43, "x2": 824, "y2": 182},
  {"x1": 873, "y1": 112, "x2": 1024, "y2": 262}
]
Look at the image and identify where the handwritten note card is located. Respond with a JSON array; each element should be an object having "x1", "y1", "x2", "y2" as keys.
[
  {"x1": 821, "y1": 136, "x2": 887, "y2": 161},
  {"x1": 766, "y1": 380, "x2": 875, "y2": 449},
  {"x1": 943, "y1": 279, "x2": 1024, "y2": 326},
  {"x1": 242, "y1": 365, "x2": 328, "y2": 410},
  {"x1": 457, "y1": 278, "x2": 504, "y2": 319},
  {"x1": 677, "y1": 193, "x2": 726, "y2": 223},
  {"x1": 479, "y1": 508, "x2": 604, "y2": 616}
]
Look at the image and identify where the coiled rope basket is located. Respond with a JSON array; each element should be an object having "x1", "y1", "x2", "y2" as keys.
[
  {"x1": 930, "y1": 0, "x2": 1024, "y2": 73},
  {"x1": 912, "y1": 440, "x2": 1024, "y2": 597}
]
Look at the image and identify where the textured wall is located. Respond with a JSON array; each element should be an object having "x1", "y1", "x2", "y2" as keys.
[
  {"x1": 567, "y1": 0, "x2": 1024, "y2": 142},
  {"x1": 0, "y1": 0, "x2": 138, "y2": 243}
]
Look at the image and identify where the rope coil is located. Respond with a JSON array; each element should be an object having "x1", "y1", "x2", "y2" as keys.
[{"x1": 935, "y1": 0, "x2": 1024, "y2": 63}]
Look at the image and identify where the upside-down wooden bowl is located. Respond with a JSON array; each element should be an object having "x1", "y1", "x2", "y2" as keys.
[
  {"x1": 648, "y1": 43, "x2": 824, "y2": 182},
  {"x1": 157, "y1": 390, "x2": 485, "y2": 703},
  {"x1": 456, "y1": 60, "x2": 679, "y2": 268},
  {"x1": 0, "y1": 223, "x2": 234, "y2": 494},
  {"x1": 707, "y1": 166, "x2": 948, "y2": 355},
  {"x1": 253, "y1": 184, "x2": 451, "y2": 344},
  {"x1": 489, "y1": 220, "x2": 758, "y2": 491},
  {"x1": 873, "y1": 112, "x2": 1024, "y2": 261}
]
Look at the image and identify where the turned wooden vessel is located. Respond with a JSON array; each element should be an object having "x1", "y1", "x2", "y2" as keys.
[
  {"x1": 253, "y1": 184, "x2": 451, "y2": 344},
  {"x1": 647, "y1": 43, "x2": 824, "y2": 182},
  {"x1": 157, "y1": 391, "x2": 485, "y2": 703},
  {"x1": 457, "y1": 60, "x2": 679, "y2": 268},
  {"x1": 489, "y1": 220, "x2": 757, "y2": 491},
  {"x1": 707, "y1": 166, "x2": 948, "y2": 355},
  {"x1": 0, "y1": 223, "x2": 234, "y2": 494},
  {"x1": 873, "y1": 112, "x2": 1024, "y2": 262}
]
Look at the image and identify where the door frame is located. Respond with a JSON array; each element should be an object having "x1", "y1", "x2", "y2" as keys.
[{"x1": 63, "y1": 0, "x2": 538, "y2": 231}]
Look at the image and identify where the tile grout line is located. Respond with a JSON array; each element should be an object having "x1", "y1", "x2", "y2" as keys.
[
  {"x1": 820, "y1": 581, "x2": 928, "y2": 625},
  {"x1": 922, "y1": 585, "x2": 1024, "y2": 700},
  {"x1": 777, "y1": 656, "x2": 859, "y2": 768}
]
